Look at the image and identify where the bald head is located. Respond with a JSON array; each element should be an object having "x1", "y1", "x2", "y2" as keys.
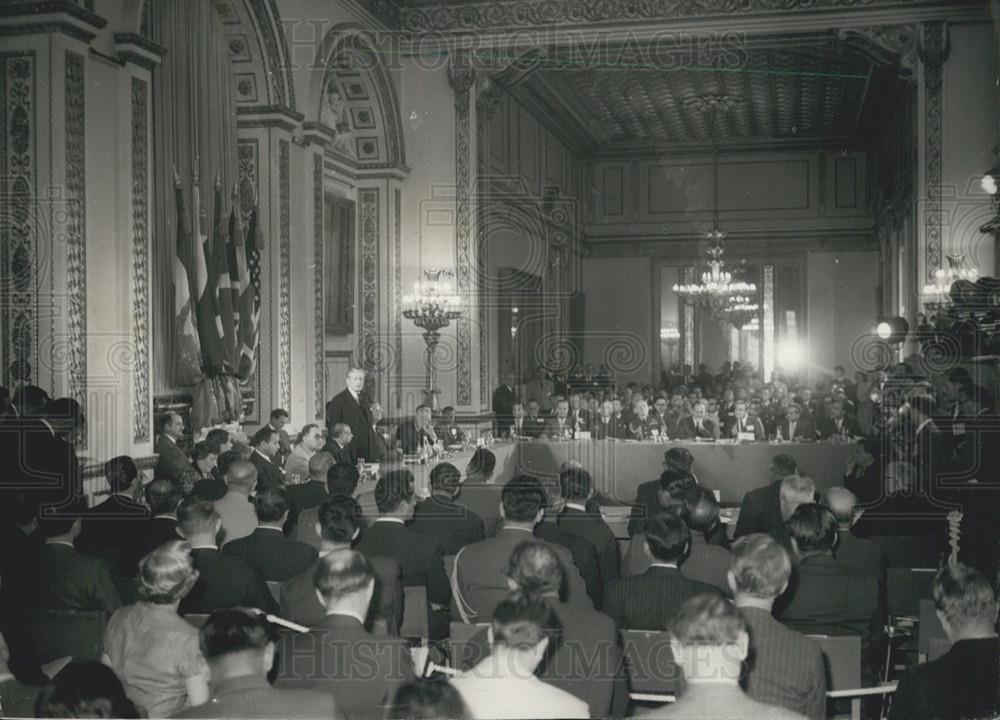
[
  {"x1": 308, "y1": 451, "x2": 335, "y2": 481},
  {"x1": 822, "y1": 486, "x2": 858, "y2": 527},
  {"x1": 226, "y1": 460, "x2": 258, "y2": 492}
]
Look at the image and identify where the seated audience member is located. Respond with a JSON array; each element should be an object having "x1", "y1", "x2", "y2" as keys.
[
  {"x1": 455, "y1": 475, "x2": 591, "y2": 621},
  {"x1": 523, "y1": 399, "x2": 548, "y2": 438},
  {"x1": 776, "y1": 504, "x2": 881, "y2": 646},
  {"x1": 734, "y1": 455, "x2": 809, "y2": 548},
  {"x1": 282, "y1": 423, "x2": 326, "y2": 484},
  {"x1": 730, "y1": 534, "x2": 826, "y2": 720},
  {"x1": 775, "y1": 403, "x2": 817, "y2": 442},
  {"x1": 890, "y1": 563, "x2": 999, "y2": 720},
  {"x1": 634, "y1": 594, "x2": 807, "y2": 719},
  {"x1": 434, "y1": 405, "x2": 467, "y2": 444},
  {"x1": 509, "y1": 402, "x2": 532, "y2": 439},
  {"x1": 604, "y1": 512, "x2": 720, "y2": 630},
  {"x1": 544, "y1": 398, "x2": 575, "y2": 440},
  {"x1": 723, "y1": 400, "x2": 767, "y2": 440},
  {"x1": 176, "y1": 498, "x2": 277, "y2": 615},
  {"x1": 455, "y1": 448, "x2": 504, "y2": 531},
  {"x1": 592, "y1": 399, "x2": 626, "y2": 440},
  {"x1": 34, "y1": 661, "x2": 142, "y2": 719},
  {"x1": 628, "y1": 398, "x2": 655, "y2": 439},
  {"x1": 395, "y1": 404, "x2": 438, "y2": 453},
  {"x1": 535, "y1": 480, "x2": 603, "y2": 607},
  {"x1": 280, "y1": 495, "x2": 402, "y2": 633},
  {"x1": 102, "y1": 541, "x2": 209, "y2": 717},
  {"x1": 31, "y1": 502, "x2": 122, "y2": 614},
  {"x1": 628, "y1": 448, "x2": 699, "y2": 534},
  {"x1": 284, "y1": 450, "x2": 334, "y2": 536},
  {"x1": 355, "y1": 469, "x2": 450, "y2": 638},
  {"x1": 388, "y1": 680, "x2": 471, "y2": 720},
  {"x1": 173, "y1": 609, "x2": 339, "y2": 719},
  {"x1": 679, "y1": 486, "x2": 733, "y2": 593},
  {"x1": 215, "y1": 459, "x2": 259, "y2": 546},
  {"x1": 294, "y1": 461, "x2": 359, "y2": 548},
  {"x1": 248, "y1": 426, "x2": 285, "y2": 489},
  {"x1": 75, "y1": 455, "x2": 147, "y2": 572},
  {"x1": 624, "y1": 471, "x2": 697, "y2": 577},
  {"x1": 675, "y1": 400, "x2": 717, "y2": 440},
  {"x1": 322, "y1": 422, "x2": 355, "y2": 467},
  {"x1": 274, "y1": 550, "x2": 414, "y2": 719},
  {"x1": 556, "y1": 466, "x2": 619, "y2": 591},
  {"x1": 817, "y1": 399, "x2": 859, "y2": 440},
  {"x1": 821, "y1": 486, "x2": 884, "y2": 577},
  {"x1": 450, "y1": 592, "x2": 589, "y2": 719},
  {"x1": 842, "y1": 439, "x2": 881, "y2": 504},
  {"x1": 191, "y1": 441, "x2": 219, "y2": 481},
  {"x1": 410, "y1": 462, "x2": 485, "y2": 555},
  {"x1": 154, "y1": 412, "x2": 198, "y2": 493},
  {"x1": 192, "y1": 448, "x2": 241, "y2": 501},
  {"x1": 131, "y1": 477, "x2": 183, "y2": 565},
  {"x1": 222, "y1": 486, "x2": 317, "y2": 581}
]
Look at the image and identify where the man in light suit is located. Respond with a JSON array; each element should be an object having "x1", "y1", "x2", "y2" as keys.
[
  {"x1": 723, "y1": 400, "x2": 767, "y2": 441},
  {"x1": 775, "y1": 403, "x2": 818, "y2": 442},
  {"x1": 325, "y1": 367, "x2": 376, "y2": 461}
]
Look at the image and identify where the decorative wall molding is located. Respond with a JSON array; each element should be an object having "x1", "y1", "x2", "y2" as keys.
[
  {"x1": 313, "y1": 152, "x2": 325, "y2": 419},
  {"x1": 920, "y1": 20, "x2": 947, "y2": 283},
  {"x1": 130, "y1": 76, "x2": 151, "y2": 443},
  {"x1": 449, "y1": 57, "x2": 476, "y2": 406},
  {"x1": 393, "y1": 187, "x2": 402, "y2": 410},
  {"x1": 65, "y1": 51, "x2": 87, "y2": 420},
  {"x1": 358, "y1": 187, "x2": 380, "y2": 374},
  {"x1": 585, "y1": 234, "x2": 878, "y2": 258},
  {"x1": 1, "y1": 52, "x2": 37, "y2": 387},
  {"x1": 837, "y1": 24, "x2": 920, "y2": 79},
  {"x1": 278, "y1": 138, "x2": 291, "y2": 411},
  {"x1": 0, "y1": 0, "x2": 106, "y2": 42}
]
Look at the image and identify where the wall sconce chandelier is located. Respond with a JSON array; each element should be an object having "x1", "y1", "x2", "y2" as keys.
[
  {"x1": 921, "y1": 253, "x2": 979, "y2": 313},
  {"x1": 402, "y1": 268, "x2": 463, "y2": 410}
]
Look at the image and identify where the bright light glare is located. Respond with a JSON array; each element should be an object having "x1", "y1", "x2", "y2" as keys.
[
  {"x1": 876, "y1": 321, "x2": 892, "y2": 339},
  {"x1": 777, "y1": 340, "x2": 805, "y2": 369},
  {"x1": 982, "y1": 174, "x2": 998, "y2": 196}
]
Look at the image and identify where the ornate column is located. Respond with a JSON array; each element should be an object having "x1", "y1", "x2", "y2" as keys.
[
  {"x1": 303, "y1": 122, "x2": 333, "y2": 421},
  {"x1": 917, "y1": 21, "x2": 949, "y2": 287}
]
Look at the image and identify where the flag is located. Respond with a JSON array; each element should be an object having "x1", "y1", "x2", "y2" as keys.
[
  {"x1": 192, "y1": 173, "x2": 224, "y2": 375},
  {"x1": 172, "y1": 170, "x2": 203, "y2": 386},
  {"x1": 237, "y1": 203, "x2": 262, "y2": 379},
  {"x1": 211, "y1": 181, "x2": 237, "y2": 372}
]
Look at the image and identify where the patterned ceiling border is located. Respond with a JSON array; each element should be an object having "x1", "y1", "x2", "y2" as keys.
[
  {"x1": 131, "y1": 75, "x2": 151, "y2": 444},
  {"x1": 65, "y1": 51, "x2": 87, "y2": 425},
  {"x1": 920, "y1": 20, "x2": 946, "y2": 283},
  {"x1": 1, "y1": 52, "x2": 37, "y2": 387},
  {"x1": 358, "y1": 188, "x2": 380, "y2": 374},
  {"x1": 449, "y1": 57, "x2": 476, "y2": 406},
  {"x1": 278, "y1": 138, "x2": 292, "y2": 411},
  {"x1": 313, "y1": 152, "x2": 325, "y2": 420}
]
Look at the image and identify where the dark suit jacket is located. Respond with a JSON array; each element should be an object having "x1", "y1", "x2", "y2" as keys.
[
  {"x1": 279, "y1": 554, "x2": 403, "y2": 635},
  {"x1": 285, "y1": 481, "x2": 329, "y2": 536},
  {"x1": 557, "y1": 506, "x2": 620, "y2": 592},
  {"x1": 274, "y1": 613, "x2": 414, "y2": 719},
  {"x1": 174, "y1": 674, "x2": 341, "y2": 719},
  {"x1": 627, "y1": 479, "x2": 662, "y2": 537},
  {"x1": 834, "y1": 529, "x2": 884, "y2": 577},
  {"x1": 249, "y1": 450, "x2": 284, "y2": 489},
  {"x1": 492, "y1": 385, "x2": 517, "y2": 435},
  {"x1": 521, "y1": 414, "x2": 548, "y2": 439},
  {"x1": 355, "y1": 520, "x2": 450, "y2": 606},
  {"x1": 591, "y1": 416, "x2": 626, "y2": 440},
  {"x1": 75, "y1": 495, "x2": 149, "y2": 575},
  {"x1": 434, "y1": 422, "x2": 466, "y2": 444},
  {"x1": 179, "y1": 547, "x2": 277, "y2": 615},
  {"x1": 410, "y1": 496, "x2": 485, "y2": 556},
  {"x1": 544, "y1": 416, "x2": 575, "y2": 439},
  {"x1": 680, "y1": 532, "x2": 733, "y2": 593},
  {"x1": 817, "y1": 416, "x2": 860, "y2": 440},
  {"x1": 740, "y1": 605, "x2": 827, "y2": 720},
  {"x1": 675, "y1": 416, "x2": 716, "y2": 440},
  {"x1": 775, "y1": 418, "x2": 818, "y2": 442},
  {"x1": 322, "y1": 440, "x2": 355, "y2": 466},
  {"x1": 154, "y1": 435, "x2": 196, "y2": 489},
  {"x1": 569, "y1": 407, "x2": 591, "y2": 433},
  {"x1": 130, "y1": 516, "x2": 180, "y2": 569},
  {"x1": 535, "y1": 521, "x2": 602, "y2": 608},
  {"x1": 221, "y1": 527, "x2": 318, "y2": 581},
  {"x1": 191, "y1": 476, "x2": 228, "y2": 501},
  {"x1": 30, "y1": 543, "x2": 121, "y2": 614},
  {"x1": 326, "y1": 388, "x2": 374, "y2": 461},
  {"x1": 269, "y1": 424, "x2": 292, "y2": 468},
  {"x1": 394, "y1": 420, "x2": 436, "y2": 454},
  {"x1": 604, "y1": 565, "x2": 721, "y2": 630},
  {"x1": 889, "y1": 637, "x2": 999, "y2": 720},
  {"x1": 734, "y1": 481, "x2": 791, "y2": 548},
  {"x1": 723, "y1": 416, "x2": 767, "y2": 440}
]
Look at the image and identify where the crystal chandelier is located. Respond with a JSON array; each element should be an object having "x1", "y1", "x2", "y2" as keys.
[
  {"x1": 921, "y1": 253, "x2": 979, "y2": 313},
  {"x1": 402, "y1": 269, "x2": 463, "y2": 409}
]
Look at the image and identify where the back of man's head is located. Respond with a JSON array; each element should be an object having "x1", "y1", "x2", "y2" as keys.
[
  {"x1": 307, "y1": 451, "x2": 335, "y2": 481},
  {"x1": 177, "y1": 497, "x2": 219, "y2": 538},
  {"x1": 375, "y1": 470, "x2": 415, "y2": 514},
  {"x1": 933, "y1": 563, "x2": 998, "y2": 638},
  {"x1": 786, "y1": 503, "x2": 838, "y2": 554},
  {"x1": 146, "y1": 478, "x2": 181, "y2": 515},
  {"x1": 491, "y1": 591, "x2": 560, "y2": 651},
  {"x1": 780, "y1": 473, "x2": 815, "y2": 516},
  {"x1": 226, "y1": 460, "x2": 258, "y2": 492},
  {"x1": 314, "y1": 549, "x2": 374, "y2": 605},
  {"x1": 729, "y1": 534, "x2": 792, "y2": 599},
  {"x1": 317, "y1": 496, "x2": 361, "y2": 544},
  {"x1": 204, "y1": 428, "x2": 230, "y2": 455},
  {"x1": 507, "y1": 540, "x2": 563, "y2": 597},
  {"x1": 254, "y1": 486, "x2": 289, "y2": 523},
  {"x1": 558, "y1": 467, "x2": 593, "y2": 502},
  {"x1": 216, "y1": 449, "x2": 245, "y2": 479},
  {"x1": 251, "y1": 426, "x2": 277, "y2": 448},
  {"x1": 429, "y1": 463, "x2": 461, "y2": 496},
  {"x1": 326, "y1": 462, "x2": 360, "y2": 496},
  {"x1": 104, "y1": 455, "x2": 138, "y2": 494},
  {"x1": 199, "y1": 609, "x2": 275, "y2": 672},
  {"x1": 501, "y1": 475, "x2": 546, "y2": 523},
  {"x1": 14, "y1": 384, "x2": 49, "y2": 416},
  {"x1": 671, "y1": 592, "x2": 747, "y2": 648},
  {"x1": 644, "y1": 511, "x2": 690, "y2": 564},
  {"x1": 770, "y1": 453, "x2": 798, "y2": 480},
  {"x1": 664, "y1": 447, "x2": 694, "y2": 472},
  {"x1": 682, "y1": 486, "x2": 719, "y2": 535},
  {"x1": 821, "y1": 486, "x2": 858, "y2": 526}
]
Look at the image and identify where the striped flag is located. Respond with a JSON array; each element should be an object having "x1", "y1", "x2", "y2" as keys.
[
  {"x1": 192, "y1": 173, "x2": 224, "y2": 374},
  {"x1": 237, "y1": 203, "x2": 262, "y2": 379},
  {"x1": 172, "y1": 170, "x2": 202, "y2": 386},
  {"x1": 211, "y1": 180, "x2": 237, "y2": 372}
]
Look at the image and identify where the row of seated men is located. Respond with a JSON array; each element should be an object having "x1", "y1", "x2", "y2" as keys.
[{"x1": 2, "y1": 439, "x2": 993, "y2": 719}]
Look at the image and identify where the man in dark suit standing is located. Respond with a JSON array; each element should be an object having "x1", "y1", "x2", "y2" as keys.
[
  {"x1": 153, "y1": 412, "x2": 198, "y2": 494},
  {"x1": 890, "y1": 563, "x2": 999, "y2": 720},
  {"x1": 410, "y1": 463, "x2": 484, "y2": 556},
  {"x1": 265, "y1": 409, "x2": 292, "y2": 468},
  {"x1": 556, "y1": 467, "x2": 619, "y2": 594},
  {"x1": 603, "y1": 512, "x2": 720, "y2": 630},
  {"x1": 176, "y1": 498, "x2": 277, "y2": 615},
  {"x1": 274, "y1": 551, "x2": 414, "y2": 718},
  {"x1": 325, "y1": 367, "x2": 375, "y2": 461},
  {"x1": 248, "y1": 426, "x2": 284, "y2": 490},
  {"x1": 222, "y1": 486, "x2": 317, "y2": 582},
  {"x1": 774, "y1": 403, "x2": 817, "y2": 442},
  {"x1": 76, "y1": 456, "x2": 148, "y2": 574},
  {"x1": 723, "y1": 400, "x2": 767, "y2": 440},
  {"x1": 731, "y1": 534, "x2": 827, "y2": 719},
  {"x1": 492, "y1": 373, "x2": 517, "y2": 437}
]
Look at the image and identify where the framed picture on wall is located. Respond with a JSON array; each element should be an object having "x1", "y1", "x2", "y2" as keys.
[{"x1": 325, "y1": 195, "x2": 356, "y2": 335}]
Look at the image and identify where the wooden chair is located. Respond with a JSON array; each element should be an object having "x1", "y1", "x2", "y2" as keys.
[
  {"x1": 30, "y1": 610, "x2": 108, "y2": 664},
  {"x1": 400, "y1": 586, "x2": 428, "y2": 642},
  {"x1": 810, "y1": 634, "x2": 897, "y2": 720},
  {"x1": 619, "y1": 629, "x2": 682, "y2": 702}
]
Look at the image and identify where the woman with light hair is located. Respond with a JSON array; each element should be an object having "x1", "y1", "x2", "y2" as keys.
[{"x1": 102, "y1": 540, "x2": 209, "y2": 717}]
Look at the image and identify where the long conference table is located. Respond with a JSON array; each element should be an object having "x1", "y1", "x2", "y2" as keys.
[{"x1": 401, "y1": 438, "x2": 853, "y2": 509}]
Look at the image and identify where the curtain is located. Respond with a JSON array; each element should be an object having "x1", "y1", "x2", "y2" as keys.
[{"x1": 150, "y1": 0, "x2": 238, "y2": 396}]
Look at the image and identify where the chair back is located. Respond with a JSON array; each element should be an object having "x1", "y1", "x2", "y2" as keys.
[
  {"x1": 183, "y1": 613, "x2": 210, "y2": 628},
  {"x1": 808, "y1": 634, "x2": 861, "y2": 691},
  {"x1": 400, "y1": 585, "x2": 428, "y2": 641},
  {"x1": 266, "y1": 581, "x2": 281, "y2": 604},
  {"x1": 918, "y1": 598, "x2": 947, "y2": 657},
  {"x1": 448, "y1": 621, "x2": 491, "y2": 671},
  {"x1": 30, "y1": 610, "x2": 108, "y2": 664},
  {"x1": 927, "y1": 636, "x2": 951, "y2": 661},
  {"x1": 887, "y1": 568, "x2": 936, "y2": 618},
  {"x1": 619, "y1": 629, "x2": 683, "y2": 695}
]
